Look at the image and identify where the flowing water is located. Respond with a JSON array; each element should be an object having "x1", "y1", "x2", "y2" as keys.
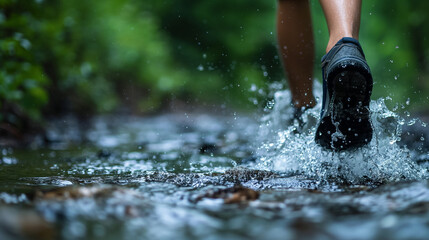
[{"x1": 1, "y1": 83, "x2": 429, "y2": 240}]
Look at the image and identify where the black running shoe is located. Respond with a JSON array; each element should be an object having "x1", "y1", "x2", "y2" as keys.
[{"x1": 315, "y1": 37, "x2": 373, "y2": 150}]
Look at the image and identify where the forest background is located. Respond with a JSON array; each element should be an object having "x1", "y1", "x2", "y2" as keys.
[{"x1": 1, "y1": 0, "x2": 429, "y2": 137}]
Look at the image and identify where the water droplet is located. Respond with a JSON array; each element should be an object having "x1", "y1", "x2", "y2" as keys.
[
  {"x1": 197, "y1": 65, "x2": 204, "y2": 71},
  {"x1": 250, "y1": 84, "x2": 257, "y2": 92}
]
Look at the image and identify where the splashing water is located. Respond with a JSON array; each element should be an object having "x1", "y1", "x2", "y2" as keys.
[
  {"x1": 255, "y1": 81, "x2": 427, "y2": 184},
  {"x1": 1, "y1": 91, "x2": 429, "y2": 240}
]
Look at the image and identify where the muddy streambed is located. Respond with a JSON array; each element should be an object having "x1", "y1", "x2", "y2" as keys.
[{"x1": 1, "y1": 104, "x2": 429, "y2": 240}]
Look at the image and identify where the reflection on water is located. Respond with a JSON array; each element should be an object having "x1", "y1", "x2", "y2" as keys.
[{"x1": 0, "y1": 86, "x2": 429, "y2": 240}]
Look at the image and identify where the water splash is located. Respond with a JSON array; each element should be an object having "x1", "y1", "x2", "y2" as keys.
[{"x1": 255, "y1": 81, "x2": 427, "y2": 184}]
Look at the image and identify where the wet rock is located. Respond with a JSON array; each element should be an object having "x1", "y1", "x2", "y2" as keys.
[
  {"x1": 195, "y1": 185, "x2": 259, "y2": 204},
  {"x1": 224, "y1": 187, "x2": 259, "y2": 204},
  {"x1": 199, "y1": 142, "x2": 218, "y2": 154},
  {"x1": 34, "y1": 185, "x2": 142, "y2": 201},
  {"x1": 223, "y1": 167, "x2": 276, "y2": 183},
  {"x1": 43, "y1": 129, "x2": 62, "y2": 144},
  {"x1": 399, "y1": 202, "x2": 429, "y2": 214},
  {"x1": 0, "y1": 207, "x2": 56, "y2": 240},
  {"x1": 97, "y1": 149, "x2": 112, "y2": 158},
  {"x1": 325, "y1": 203, "x2": 367, "y2": 215},
  {"x1": 142, "y1": 168, "x2": 277, "y2": 188},
  {"x1": 29, "y1": 185, "x2": 148, "y2": 221},
  {"x1": 142, "y1": 172, "x2": 214, "y2": 187},
  {"x1": 343, "y1": 185, "x2": 371, "y2": 193},
  {"x1": 306, "y1": 189, "x2": 324, "y2": 193},
  {"x1": 290, "y1": 218, "x2": 335, "y2": 240}
]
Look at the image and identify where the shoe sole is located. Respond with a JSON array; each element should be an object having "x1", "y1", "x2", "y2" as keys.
[{"x1": 315, "y1": 58, "x2": 373, "y2": 150}]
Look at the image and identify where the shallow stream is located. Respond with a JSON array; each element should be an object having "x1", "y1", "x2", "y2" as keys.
[{"x1": 1, "y1": 86, "x2": 429, "y2": 240}]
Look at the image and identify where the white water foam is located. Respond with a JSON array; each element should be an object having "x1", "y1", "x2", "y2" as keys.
[{"x1": 255, "y1": 81, "x2": 428, "y2": 184}]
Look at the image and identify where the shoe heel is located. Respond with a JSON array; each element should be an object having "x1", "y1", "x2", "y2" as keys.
[{"x1": 317, "y1": 59, "x2": 373, "y2": 150}]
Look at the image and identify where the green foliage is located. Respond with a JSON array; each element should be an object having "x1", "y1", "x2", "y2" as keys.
[
  {"x1": 1, "y1": 0, "x2": 429, "y2": 133},
  {"x1": 361, "y1": 0, "x2": 429, "y2": 109},
  {"x1": 0, "y1": 2, "x2": 49, "y2": 123}
]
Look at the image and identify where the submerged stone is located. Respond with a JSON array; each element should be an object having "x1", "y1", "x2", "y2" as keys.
[
  {"x1": 195, "y1": 185, "x2": 259, "y2": 204},
  {"x1": 0, "y1": 208, "x2": 55, "y2": 240},
  {"x1": 199, "y1": 143, "x2": 218, "y2": 154},
  {"x1": 223, "y1": 167, "x2": 277, "y2": 183},
  {"x1": 33, "y1": 185, "x2": 143, "y2": 201}
]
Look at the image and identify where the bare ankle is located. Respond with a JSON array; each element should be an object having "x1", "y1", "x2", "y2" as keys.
[{"x1": 326, "y1": 34, "x2": 358, "y2": 53}]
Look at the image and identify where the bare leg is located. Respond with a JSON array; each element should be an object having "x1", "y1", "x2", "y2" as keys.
[
  {"x1": 315, "y1": 0, "x2": 372, "y2": 150},
  {"x1": 319, "y1": 0, "x2": 362, "y2": 53},
  {"x1": 277, "y1": 0, "x2": 315, "y2": 109}
]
